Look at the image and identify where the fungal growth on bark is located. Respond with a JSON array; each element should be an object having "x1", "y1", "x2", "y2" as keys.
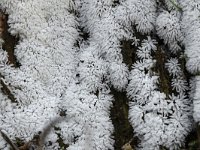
[{"x1": 0, "y1": 0, "x2": 200, "y2": 149}]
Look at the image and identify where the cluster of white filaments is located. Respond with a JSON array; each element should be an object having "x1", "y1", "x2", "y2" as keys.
[
  {"x1": 127, "y1": 37, "x2": 191, "y2": 149},
  {"x1": 0, "y1": 0, "x2": 199, "y2": 149}
]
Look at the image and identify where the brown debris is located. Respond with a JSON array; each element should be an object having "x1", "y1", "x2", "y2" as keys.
[
  {"x1": 0, "y1": 10, "x2": 19, "y2": 67},
  {"x1": 0, "y1": 11, "x2": 6, "y2": 38},
  {"x1": 121, "y1": 138, "x2": 134, "y2": 150}
]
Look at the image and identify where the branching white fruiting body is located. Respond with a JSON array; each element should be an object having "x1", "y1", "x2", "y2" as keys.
[{"x1": 127, "y1": 37, "x2": 191, "y2": 149}]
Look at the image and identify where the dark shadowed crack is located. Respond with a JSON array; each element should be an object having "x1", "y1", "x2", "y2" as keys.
[
  {"x1": 0, "y1": 11, "x2": 19, "y2": 103},
  {"x1": 1, "y1": 11, "x2": 20, "y2": 67},
  {"x1": 110, "y1": 87, "x2": 138, "y2": 150},
  {"x1": 0, "y1": 77, "x2": 17, "y2": 103},
  {"x1": 121, "y1": 40, "x2": 136, "y2": 70},
  {"x1": 153, "y1": 43, "x2": 172, "y2": 98}
]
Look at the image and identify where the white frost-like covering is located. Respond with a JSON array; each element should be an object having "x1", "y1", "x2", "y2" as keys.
[
  {"x1": 156, "y1": 11, "x2": 183, "y2": 53},
  {"x1": 115, "y1": 0, "x2": 156, "y2": 34},
  {"x1": 0, "y1": 50, "x2": 59, "y2": 149},
  {"x1": 78, "y1": 0, "x2": 131, "y2": 91},
  {"x1": 59, "y1": 83, "x2": 114, "y2": 150},
  {"x1": 0, "y1": 0, "x2": 78, "y2": 149},
  {"x1": 127, "y1": 37, "x2": 191, "y2": 149},
  {"x1": 180, "y1": 0, "x2": 200, "y2": 73},
  {"x1": 193, "y1": 76, "x2": 200, "y2": 122},
  {"x1": 0, "y1": 0, "x2": 115, "y2": 149},
  {"x1": 180, "y1": 0, "x2": 200, "y2": 123},
  {"x1": 0, "y1": 0, "x2": 195, "y2": 149}
]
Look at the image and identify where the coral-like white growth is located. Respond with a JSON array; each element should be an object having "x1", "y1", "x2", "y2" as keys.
[
  {"x1": 180, "y1": 0, "x2": 200, "y2": 73},
  {"x1": 127, "y1": 37, "x2": 191, "y2": 149},
  {"x1": 171, "y1": 78, "x2": 188, "y2": 93},
  {"x1": 108, "y1": 62, "x2": 129, "y2": 90},
  {"x1": 193, "y1": 76, "x2": 200, "y2": 122},
  {"x1": 179, "y1": 0, "x2": 200, "y2": 125},
  {"x1": 77, "y1": 46, "x2": 107, "y2": 92},
  {"x1": 78, "y1": 0, "x2": 130, "y2": 91},
  {"x1": 123, "y1": 0, "x2": 156, "y2": 34},
  {"x1": 0, "y1": 0, "x2": 196, "y2": 149},
  {"x1": 114, "y1": 0, "x2": 156, "y2": 34},
  {"x1": 0, "y1": 0, "x2": 79, "y2": 149},
  {"x1": 0, "y1": 50, "x2": 59, "y2": 145},
  {"x1": 166, "y1": 58, "x2": 182, "y2": 77},
  {"x1": 1, "y1": 0, "x2": 79, "y2": 97},
  {"x1": 58, "y1": 83, "x2": 114, "y2": 150},
  {"x1": 156, "y1": 11, "x2": 183, "y2": 52},
  {"x1": 166, "y1": 57, "x2": 189, "y2": 98}
]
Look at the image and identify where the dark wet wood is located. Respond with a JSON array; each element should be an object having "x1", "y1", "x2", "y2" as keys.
[{"x1": 0, "y1": 11, "x2": 19, "y2": 67}]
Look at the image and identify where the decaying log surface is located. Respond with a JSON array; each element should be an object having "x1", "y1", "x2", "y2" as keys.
[{"x1": 0, "y1": 9, "x2": 199, "y2": 150}]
